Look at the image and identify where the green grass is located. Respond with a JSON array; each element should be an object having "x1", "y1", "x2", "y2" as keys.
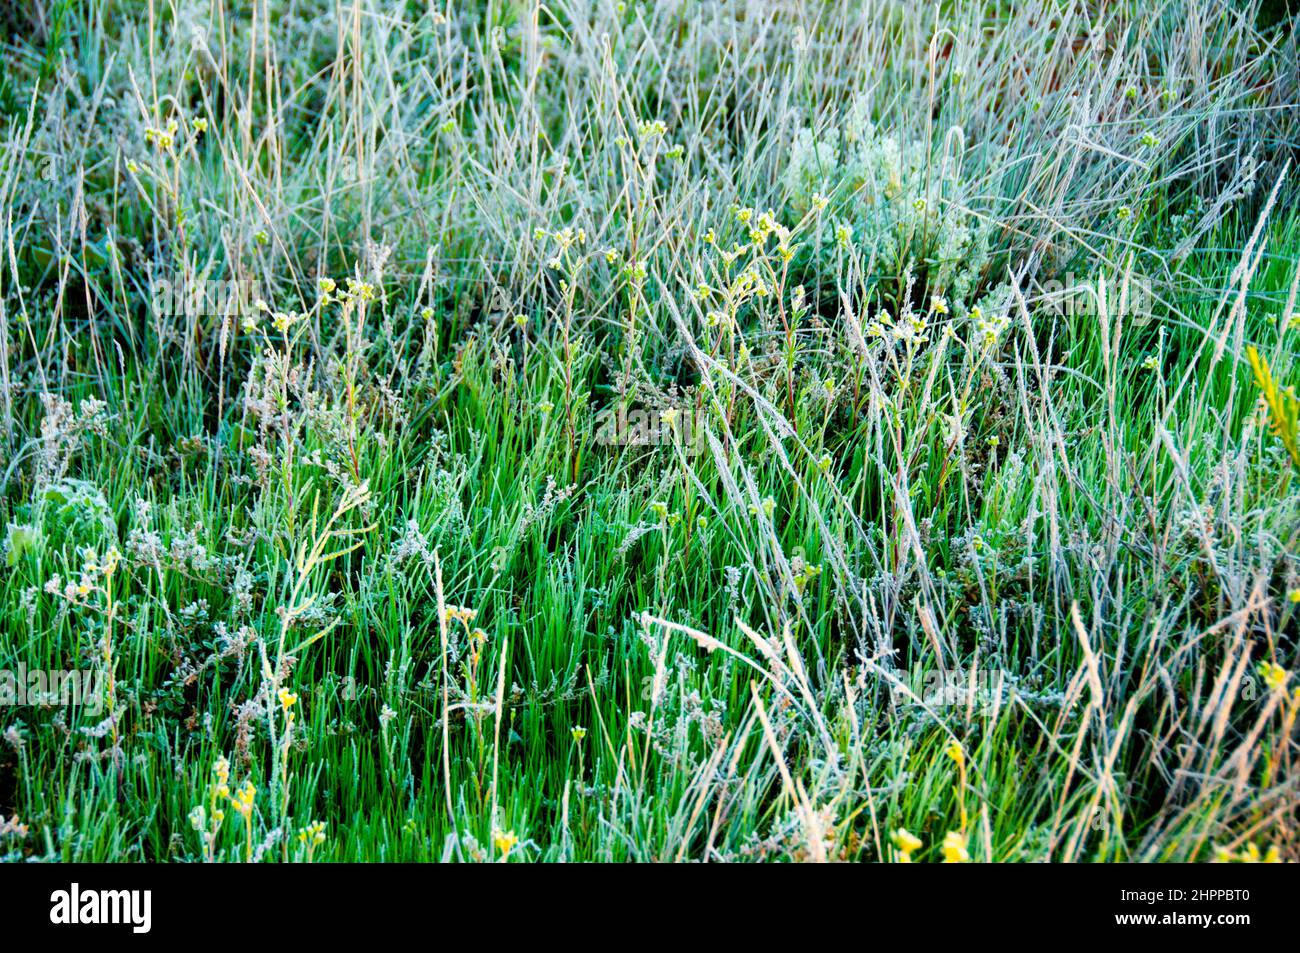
[{"x1": 0, "y1": 0, "x2": 1298, "y2": 863}]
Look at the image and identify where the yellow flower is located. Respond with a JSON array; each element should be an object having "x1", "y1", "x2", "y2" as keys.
[
  {"x1": 945, "y1": 739, "x2": 965, "y2": 767},
  {"x1": 941, "y1": 830, "x2": 969, "y2": 863},
  {"x1": 493, "y1": 828, "x2": 519, "y2": 859},
  {"x1": 231, "y1": 780, "x2": 257, "y2": 819},
  {"x1": 278, "y1": 688, "x2": 298, "y2": 711},
  {"x1": 570, "y1": 725, "x2": 587, "y2": 742},
  {"x1": 891, "y1": 827, "x2": 922, "y2": 855},
  {"x1": 443, "y1": 605, "x2": 477, "y2": 626},
  {"x1": 637, "y1": 118, "x2": 667, "y2": 140},
  {"x1": 298, "y1": 820, "x2": 327, "y2": 846},
  {"x1": 1259, "y1": 662, "x2": 1288, "y2": 693}
]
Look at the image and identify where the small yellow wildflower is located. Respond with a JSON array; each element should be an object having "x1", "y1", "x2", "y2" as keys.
[
  {"x1": 891, "y1": 827, "x2": 923, "y2": 861},
  {"x1": 1259, "y1": 661, "x2": 1288, "y2": 693},
  {"x1": 941, "y1": 830, "x2": 970, "y2": 863},
  {"x1": 231, "y1": 780, "x2": 256, "y2": 819},
  {"x1": 443, "y1": 605, "x2": 477, "y2": 626},
  {"x1": 298, "y1": 820, "x2": 326, "y2": 846},
  {"x1": 945, "y1": 739, "x2": 965, "y2": 767},
  {"x1": 493, "y1": 828, "x2": 519, "y2": 859}
]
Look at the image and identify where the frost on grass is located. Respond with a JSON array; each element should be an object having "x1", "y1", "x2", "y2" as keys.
[{"x1": 0, "y1": 0, "x2": 1297, "y2": 862}]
